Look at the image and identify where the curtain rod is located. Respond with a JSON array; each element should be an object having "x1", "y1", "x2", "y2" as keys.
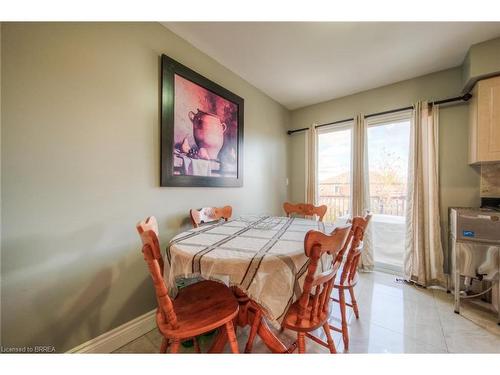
[{"x1": 286, "y1": 93, "x2": 472, "y2": 135}]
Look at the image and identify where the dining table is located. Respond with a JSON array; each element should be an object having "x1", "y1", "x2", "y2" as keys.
[{"x1": 166, "y1": 215, "x2": 338, "y2": 353}]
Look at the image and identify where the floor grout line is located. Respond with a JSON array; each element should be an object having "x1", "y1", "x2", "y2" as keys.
[
  {"x1": 432, "y1": 289, "x2": 451, "y2": 353},
  {"x1": 143, "y1": 329, "x2": 161, "y2": 353}
]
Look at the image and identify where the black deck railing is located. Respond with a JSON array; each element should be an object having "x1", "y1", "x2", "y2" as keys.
[{"x1": 318, "y1": 195, "x2": 406, "y2": 221}]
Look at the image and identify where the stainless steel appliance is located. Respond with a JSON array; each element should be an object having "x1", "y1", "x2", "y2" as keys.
[{"x1": 450, "y1": 206, "x2": 499, "y2": 324}]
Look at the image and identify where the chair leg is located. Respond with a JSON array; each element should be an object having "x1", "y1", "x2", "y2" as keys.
[
  {"x1": 194, "y1": 337, "x2": 201, "y2": 353},
  {"x1": 225, "y1": 321, "x2": 239, "y2": 354},
  {"x1": 207, "y1": 328, "x2": 227, "y2": 353},
  {"x1": 244, "y1": 309, "x2": 262, "y2": 353},
  {"x1": 160, "y1": 337, "x2": 169, "y2": 353},
  {"x1": 348, "y1": 286, "x2": 359, "y2": 319},
  {"x1": 297, "y1": 332, "x2": 306, "y2": 354},
  {"x1": 322, "y1": 323, "x2": 337, "y2": 354},
  {"x1": 170, "y1": 339, "x2": 180, "y2": 353},
  {"x1": 339, "y1": 288, "x2": 349, "y2": 351}
]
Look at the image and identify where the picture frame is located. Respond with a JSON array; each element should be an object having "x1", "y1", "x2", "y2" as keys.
[{"x1": 160, "y1": 54, "x2": 244, "y2": 187}]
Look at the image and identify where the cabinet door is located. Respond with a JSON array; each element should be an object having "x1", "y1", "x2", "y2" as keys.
[{"x1": 477, "y1": 76, "x2": 500, "y2": 162}]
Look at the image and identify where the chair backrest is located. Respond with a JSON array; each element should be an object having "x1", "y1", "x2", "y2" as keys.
[
  {"x1": 338, "y1": 213, "x2": 372, "y2": 285},
  {"x1": 136, "y1": 216, "x2": 163, "y2": 275},
  {"x1": 190, "y1": 205, "x2": 233, "y2": 228},
  {"x1": 296, "y1": 224, "x2": 352, "y2": 324},
  {"x1": 283, "y1": 202, "x2": 327, "y2": 222},
  {"x1": 142, "y1": 243, "x2": 178, "y2": 330}
]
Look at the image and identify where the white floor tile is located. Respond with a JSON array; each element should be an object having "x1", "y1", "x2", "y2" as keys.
[
  {"x1": 355, "y1": 285, "x2": 447, "y2": 350},
  {"x1": 432, "y1": 289, "x2": 500, "y2": 353},
  {"x1": 345, "y1": 321, "x2": 448, "y2": 353},
  {"x1": 119, "y1": 271, "x2": 500, "y2": 354}
]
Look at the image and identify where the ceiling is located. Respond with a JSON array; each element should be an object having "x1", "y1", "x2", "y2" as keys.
[{"x1": 163, "y1": 22, "x2": 500, "y2": 110}]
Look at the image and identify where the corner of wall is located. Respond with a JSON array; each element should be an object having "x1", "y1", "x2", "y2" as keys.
[
  {"x1": 461, "y1": 49, "x2": 471, "y2": 93},
  {"x1": 462, "y1": 36, "x2": 500, "y2": 93}
]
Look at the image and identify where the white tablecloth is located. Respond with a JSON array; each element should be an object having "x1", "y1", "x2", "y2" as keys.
[{"x1": 166, "y1": 215, "x2": 336, "y2": 326}]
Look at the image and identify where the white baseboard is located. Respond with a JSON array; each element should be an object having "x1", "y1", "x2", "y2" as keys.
[{"x1": 67, "y1": 309, "x2": 157, "y2": 353}]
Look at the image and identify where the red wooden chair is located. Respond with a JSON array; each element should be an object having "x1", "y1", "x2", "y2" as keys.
[
  {"x1": 137, "y1": 216, "x2": 240, "y2": 353},
  {"x1": 329, "y1": 214, "x2": 372, "y2": 351},
  {"x1": 137, "y1": 216, "x2": 163, "y2": 273},
  {"x1": 190, "y1": 206, "x2": 233, "y2": 228},
  {"x1": 283, "y1": 202, "x2": 328, "y2": 222},
  {"x1": 282, "y1": 224, "x2": 352, "y2": 353}
]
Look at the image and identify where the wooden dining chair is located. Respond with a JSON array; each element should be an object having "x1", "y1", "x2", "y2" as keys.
[
  {"x1": 137, "y1": 216, "x2": 163, "y2": 274},
  {"x1": 190, "y1": 205, "x2": 233, "y2": 228},
  {"x1": 329, "y1": 213, "x2": 372, "y2": 351},
  {"x1": 137, "y1": 216, "x2": 240, "y2": 354},
  {"x1": 283, "y1": 202, "x2": 328, "y2": 222},
  {"x1": 282, "y1": 224, "x2": 352, "y2": 354}
]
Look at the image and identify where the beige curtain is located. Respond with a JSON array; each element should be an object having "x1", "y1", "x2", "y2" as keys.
[
  {"x1": 404, "y1": 102, "x2": 445, "y2": 286},
  {"x1": 305, "y1": 123, "x2": 318, "y2": 205},
  {"x1": 352, "y1": 114, "x2": 374, "y2": 271}
]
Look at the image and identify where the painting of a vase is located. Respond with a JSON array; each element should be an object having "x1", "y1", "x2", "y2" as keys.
[
  {"x1": 161, "y1": 54, "x2": 244, "y2": 187},
  {"x1": 189, "y1": 109, "x2": 226, "y2": 160}
]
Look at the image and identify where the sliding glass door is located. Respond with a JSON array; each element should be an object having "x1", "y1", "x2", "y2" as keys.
[
  {"x1": 315, "y1": 114, "x2": 410, "y2": 273},
  {"x1": 366, "y1": 113, "x2": 411, "y2": 272},
  {"x1": 317, "y1": 121, "x2": 353, "y2": 222}
]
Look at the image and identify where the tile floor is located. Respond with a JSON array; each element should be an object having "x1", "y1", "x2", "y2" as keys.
[{"x1": 113, "y1": 271, "x2": 500, "y2": 354}]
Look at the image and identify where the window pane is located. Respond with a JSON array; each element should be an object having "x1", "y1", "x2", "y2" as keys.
[
  {"x1": 318, "y1": 126, "x2": 352, "y2": 222},
  {"x1": 367, "y1": 119, "x2": 410, "y2": 271}
]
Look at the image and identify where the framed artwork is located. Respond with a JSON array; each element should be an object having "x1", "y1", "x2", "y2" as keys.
[{"x1": 160, "y1": 54, "x2": 244, "y2": 187}]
